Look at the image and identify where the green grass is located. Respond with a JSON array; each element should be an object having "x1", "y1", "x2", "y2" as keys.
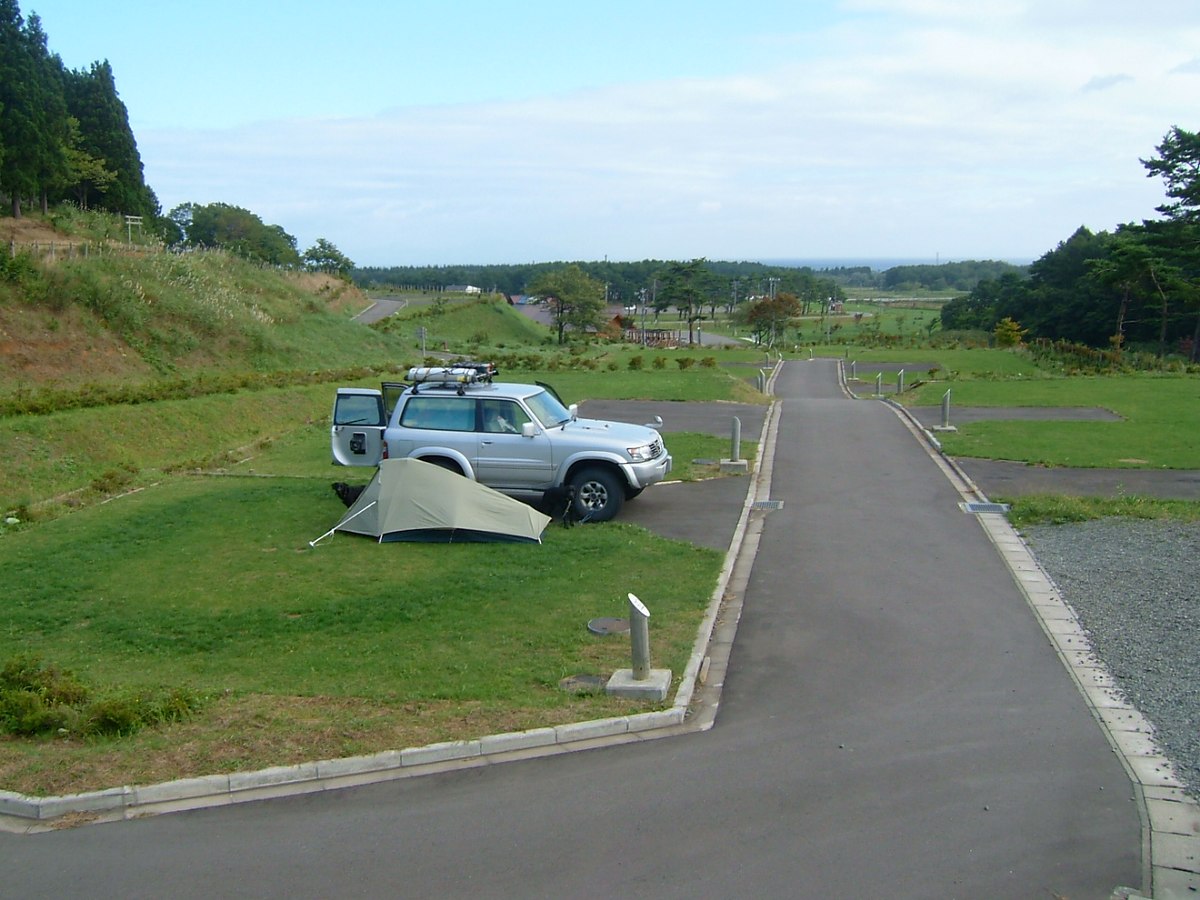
[
  {"x1": 1006, "y1": 494, "x2": 1200, "y2": 528},
  {"x1": 0, "y1": 476, "x2": 719, "y2": 701},
  {"x1": 0, "y1": 384, "x2": 338, "y2": 514},
  {"x1": 1, "y1": 358, "x2": 763, "y2": 520},
  {"x1": 0, "y1": 362, "x2": 755, "y2": 795},
  {"x1": 905, "y1": 374, "x2": 1200, "y2": 468},
  {"x1": 0, "y1": 459, "x2": 726, "y2": 794},
  {"x1": 837, "y1": 346, "x2": 1056, "y2": 380}
]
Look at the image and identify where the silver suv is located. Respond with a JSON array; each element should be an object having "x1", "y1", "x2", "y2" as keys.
[{"x1": 331, "y1": 366, "x2": 672, "y2": 522}]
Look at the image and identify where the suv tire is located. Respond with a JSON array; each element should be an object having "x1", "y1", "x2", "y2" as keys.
[{"x1": 569, "y1": 466, "x2": 624, "y2": 523}]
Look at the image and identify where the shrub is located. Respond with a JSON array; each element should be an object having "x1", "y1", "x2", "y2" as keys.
[
  {"x1": 628, "y1": 355, "x2": 644, "y2": 370},
  {"x1": 0, "y1": 654, "x2": 203, "y2": 739},
  {"x1": 0, "y1": 654, "x2": 89, "y2": 706},
  {"x1": 652, "y1": 356, "x2": 667, "y2": 370},
  {"x1": 700, "y1": 357, "x2": 717, "y2": 369},
  {"x1": 676, "y1": 357, "x2": 695, "y2": 370},
  {"x1": 90, "y1": 462, "x2": 139, "y2": 495}
]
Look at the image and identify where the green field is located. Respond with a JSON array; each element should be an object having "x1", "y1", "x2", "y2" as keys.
[{"x1": 0, "y1": 359, "x2": 755, "y2": 796}]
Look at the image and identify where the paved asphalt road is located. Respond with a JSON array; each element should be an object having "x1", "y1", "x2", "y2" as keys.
[{"x1": 0, "y1": 360, "x2": 1142, "y2": 897}]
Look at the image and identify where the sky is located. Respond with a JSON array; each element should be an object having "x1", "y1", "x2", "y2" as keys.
[{"x1": 25, "y1": 0, "x2": 1200, "y2": 267}]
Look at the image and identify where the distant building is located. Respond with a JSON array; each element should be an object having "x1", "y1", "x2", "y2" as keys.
[{"x1": 445, "y1": 284, "x2": 482, "y2": 294}]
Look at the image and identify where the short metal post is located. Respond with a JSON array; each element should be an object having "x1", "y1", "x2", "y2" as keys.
[
  {"x1": 941, "y1": 389, "x2": 952, "y2": 428},
  {"x1": 850, "y1": 360, "x2": 856, "y2": 380},
  {"x1": 897, "y1": 369, "x2": 905, "y2": 394},
  {"x1": 628, "y1": 593, "x2": 651, "y2": 680},
  {"x1": 730, "y1": 417, "x2": 742, "y2": 463},
  {"x1": 875, "y1": 372, "x2": 882, "y2": 396}
]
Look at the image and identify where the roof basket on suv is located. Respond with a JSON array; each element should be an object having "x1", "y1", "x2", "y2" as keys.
[{"x1": 406, "y1": 362, "x2": 499, "y2": 394}]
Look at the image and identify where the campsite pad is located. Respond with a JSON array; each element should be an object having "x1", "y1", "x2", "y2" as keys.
[
  {"x1": 334, "y1": 458, "x2": 552, "y2": 543},
  {"x1": 902, "y1": 406, "x2": 1200, "y2": 500},
  {"x1": 614, "y1": 474, "x2": 750, "y2": 552},
  {"x1": 953, "y1": 458, "x2": 1200, "y2": 501}
]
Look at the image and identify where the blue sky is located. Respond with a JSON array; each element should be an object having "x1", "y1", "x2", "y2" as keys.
[{"x1": 26, "y1": 0, "x2": 1200, "y2": 267}]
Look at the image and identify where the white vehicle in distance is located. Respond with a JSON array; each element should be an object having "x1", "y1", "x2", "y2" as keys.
[{"x1": 331, "y1": 364, "x2": 672, "y2": 522}]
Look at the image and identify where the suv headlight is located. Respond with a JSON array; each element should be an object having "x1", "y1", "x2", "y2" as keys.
[{"x1": 627, "y1": 441, "x2": 658, "y2": 462}]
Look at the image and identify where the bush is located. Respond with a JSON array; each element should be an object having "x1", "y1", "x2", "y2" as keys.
[
  {"x1": 90, "y1": 462, "x2": 139, "y2": 495},
  {"x1": 628, "y1": 355, "x2": 644, "y2": 370},
  {"x1": 1, "y1": 654, "x2": 89, "y2": 706},
  {"x1": 0, "y1": 654, "x2": 203, "y2": 739},
  {"x1": 0, "y1": 690, "x2": 72, "y2": 736}
]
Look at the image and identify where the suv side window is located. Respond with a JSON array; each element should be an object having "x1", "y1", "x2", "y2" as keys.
[
  {"x1": 399, "y1": 396, "x2": 475, "y2": 432},
  {"x1": 480, "y1": 399, "x2": 530, "y2": 434}
]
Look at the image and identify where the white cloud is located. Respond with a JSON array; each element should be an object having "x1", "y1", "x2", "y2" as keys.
[
  {"x1": 1081, "y1": 74, "x2": 1135, "y2": 92},
  {"x1": 141, "y1": 3, "x2": 1200, "y2": 265},
  {"x1": 1169, "y1": 57, "x2": 1200, "y2": 74}
]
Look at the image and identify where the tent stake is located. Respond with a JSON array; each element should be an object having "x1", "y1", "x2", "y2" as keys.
[{"x1": 309, "y1": 500, "x2": 377, "y2": 547}]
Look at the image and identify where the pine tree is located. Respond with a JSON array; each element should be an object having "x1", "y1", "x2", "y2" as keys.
[
  {"x1": 0, "y1": 0, "x2": 40, "y2": 216},
  {"x1": 63, "y1": 60, "x2": 156, "y2": 216}
]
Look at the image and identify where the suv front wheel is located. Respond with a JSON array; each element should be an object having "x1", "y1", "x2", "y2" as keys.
[{"x1": 569, "y1": 466, "x2": 624, "y2": 523}]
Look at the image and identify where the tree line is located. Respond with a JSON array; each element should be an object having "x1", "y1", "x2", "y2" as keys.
[
  {"x1": 358, "y1": 259, "x2": 851, "y2": 313},
  {"x1": 0, "y1": 1, "x2": 157, "y2": 218},
  {"x1": 942, "y1": 127, "x2": 1200, "y2": 361},
  {"x1": 357, "y1": 257, "x2": 1022, "y2": 301}
]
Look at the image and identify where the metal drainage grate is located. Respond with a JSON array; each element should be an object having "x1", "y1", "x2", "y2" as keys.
[
  {"x1": 960, "y1": 501, "x2": 1011, "y2": 514},
  {"x1": 753, "y1": 500, "x2": 784, "y2": 510}
]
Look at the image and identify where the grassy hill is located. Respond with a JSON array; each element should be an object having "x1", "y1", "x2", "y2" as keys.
[
  {"x1": 0, "y1": 211, "x2": 568, "y2": 519},
  {"x1": 1, "y1": 212, "x2": 406, "y2": 392}
]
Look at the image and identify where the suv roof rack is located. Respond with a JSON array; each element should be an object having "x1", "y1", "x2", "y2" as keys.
[{"x1": 406, "y1": 362, "x2": 499, "y2": 394}]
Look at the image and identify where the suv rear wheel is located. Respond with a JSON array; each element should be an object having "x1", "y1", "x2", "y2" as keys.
[{"x1": 569, "y1": 467, "x2": 624, "y2": 523}]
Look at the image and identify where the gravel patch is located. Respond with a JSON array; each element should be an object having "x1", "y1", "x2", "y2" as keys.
[{"x1": 1021, "y1": 518, "x2": 1200, "y2": 800}]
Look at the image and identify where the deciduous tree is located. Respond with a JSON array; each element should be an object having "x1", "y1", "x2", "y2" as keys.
[
  {"x1": 529, "y1": 264, "x2": 606, "y2": 344},
  {"x1": 302, "y1": 238, "x2": 354, "y2": 278}
]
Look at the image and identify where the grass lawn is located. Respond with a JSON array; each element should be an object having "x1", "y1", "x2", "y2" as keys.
[
  {"x1": 0, "y1": 368, "x2": 752, "y2": 796},
  {"x1": 904, "y1": 374, "x2": 1200, "y2": 469},
  {"x1": 0, "y1": 467, "x2": 725, "y2": 795}
]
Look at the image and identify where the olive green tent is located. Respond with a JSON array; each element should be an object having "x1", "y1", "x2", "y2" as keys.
[{"x1": 331, "y1": 458, "x2": 552, "y2": 544}]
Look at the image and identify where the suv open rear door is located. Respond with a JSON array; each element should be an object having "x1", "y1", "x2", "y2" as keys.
[{"x1": 331, "y1": 388, "x2": 386, "y2": 467}]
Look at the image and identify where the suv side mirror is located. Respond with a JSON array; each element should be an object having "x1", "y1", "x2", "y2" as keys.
[
  {"x1": 521, "y1": 421, "x2": 537, "y2": 438},
  {"x1": 568, "y1": 403, "x2": 578, "y2": 421}
]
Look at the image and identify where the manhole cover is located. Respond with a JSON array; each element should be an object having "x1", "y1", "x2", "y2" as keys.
[
  {"x1": 587, "y1": 617, "x2": 629, "y2": 635},
  {"x1": 559, "y1": 674, "x2": 607, "y2": 694}
]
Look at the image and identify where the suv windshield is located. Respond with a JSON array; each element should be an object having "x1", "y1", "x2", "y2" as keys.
[{"x1": 525, "y1": 389, "x2": 571, "y2": 428}]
